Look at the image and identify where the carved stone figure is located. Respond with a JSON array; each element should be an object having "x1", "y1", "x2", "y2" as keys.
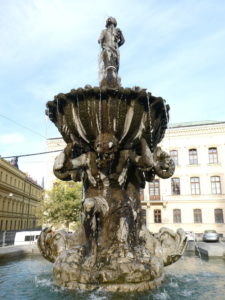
[
  {"x1": 39, "y1": 18, "x2": 187, "y2": 292},
  {"x1": 98, "y1": 17, "x2": 125, "y2": 88},
  {"x1": 10, "y1": 156, "x2": 19, "y2": 169}
]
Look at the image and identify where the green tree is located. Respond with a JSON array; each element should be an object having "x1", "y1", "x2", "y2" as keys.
[{"x1": 38, "y1": 180, "x2": 82, "y2": 230}]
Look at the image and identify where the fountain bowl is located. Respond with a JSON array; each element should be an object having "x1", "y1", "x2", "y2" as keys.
[{"x1": 46, "y1": 87, "x2": 169, "y2": 152}]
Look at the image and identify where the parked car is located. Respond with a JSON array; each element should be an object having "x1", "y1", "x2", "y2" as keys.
[
  {"x1": 203, "y1": 230, "x2": 219, "y2": 242},
  {"x1": 185, "y1": 231, "x2": 195, "y2": 241}
]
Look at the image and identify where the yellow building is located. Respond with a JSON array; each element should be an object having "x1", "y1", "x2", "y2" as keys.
[{"x1": 0, "y1": 158, "x2": 43, "y2": 231}]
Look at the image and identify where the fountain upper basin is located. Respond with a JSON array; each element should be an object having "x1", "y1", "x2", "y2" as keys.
[{"x1": 46, "y1": 87, "x2": 169, "y2": 151}]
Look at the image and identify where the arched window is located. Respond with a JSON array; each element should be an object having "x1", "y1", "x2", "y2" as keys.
[
  {"x1": 173, "y1": 209, "x2": 181, "y2": 223},
  {"x1": 211, "y1": 176, "x2": 221, "y2": 194},
  {"x1": 215, "y1": 209, "x2": 224, "y2": 223},
  {"x1": 193, "y1": 209, "x2": 202, "y2": 223},
  {"x1": 189, "y1": 149, "x2": 198, "y2": 164}
]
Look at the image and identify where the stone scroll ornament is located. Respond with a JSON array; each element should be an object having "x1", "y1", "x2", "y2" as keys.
[{"x1": 38, "y1": 17, "x2": 187, "y2": 292}]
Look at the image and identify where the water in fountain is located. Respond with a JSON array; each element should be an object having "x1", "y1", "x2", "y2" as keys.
[{"x1": 1, "y1": 254, "x2": 225, "y2": 299}]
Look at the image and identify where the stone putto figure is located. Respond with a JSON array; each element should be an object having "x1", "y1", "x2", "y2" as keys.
[{"x1": 98, "y1": 17, "x2": 125, "y2": 88}]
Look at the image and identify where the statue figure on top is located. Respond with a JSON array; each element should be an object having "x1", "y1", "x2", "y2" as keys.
[{"x1": 98, "y1": 17, "x2": 125, "y2": 88}]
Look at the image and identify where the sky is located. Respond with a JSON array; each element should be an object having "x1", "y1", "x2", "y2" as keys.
[{"x1": 0, "y1": 0, "x2": 225, "y2": 184}]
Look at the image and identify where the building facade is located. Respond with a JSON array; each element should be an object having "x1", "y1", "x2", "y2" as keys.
[
  {"x1": 141, "y1": 121, "x2": 225, "y2": 236},
  {"x1": 45, "y1": 138, "x2": 66, "y2": 190},
  {"x1": 0, "y1": 158, "x2": 43, "y2": 231},
  {"x1": 46, "y1": 121, "x2": 225, "y2": 236}
]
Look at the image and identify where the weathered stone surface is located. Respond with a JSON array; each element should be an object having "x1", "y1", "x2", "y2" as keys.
[{"x1": 38, "y1": 17, "x2": 187, "y2": 292}]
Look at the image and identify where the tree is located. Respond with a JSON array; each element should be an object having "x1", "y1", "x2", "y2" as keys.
[{"x1": 37, "y1": 180, "x2": 82, "y2": 230}]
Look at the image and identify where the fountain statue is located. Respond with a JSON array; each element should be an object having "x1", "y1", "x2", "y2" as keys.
[{"x1": 38, "y1": 17, "x2": 187, "y2": 292}]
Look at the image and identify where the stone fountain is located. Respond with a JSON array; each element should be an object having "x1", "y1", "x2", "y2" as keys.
[{"x1": 38, "y1": 17, "x2": 187, "y2": 292}]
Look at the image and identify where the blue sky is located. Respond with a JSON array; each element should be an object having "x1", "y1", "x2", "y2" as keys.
[{"x1": 0, "y1": 0, "x2": 225, "y2": 184}]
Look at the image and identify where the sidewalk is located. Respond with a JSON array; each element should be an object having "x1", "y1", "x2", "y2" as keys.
[
  {"x1": 186, "y1": 241, "x2": 225, "y2": 258},
  {"x1": 0, "y1": 244, "x2": 40, "y2": 260},
  {"x1": 196, "y1": 241, "x2": 225, "y2": 258}
]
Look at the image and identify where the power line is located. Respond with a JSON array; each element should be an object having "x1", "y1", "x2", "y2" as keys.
[
  {"x1": 2, "y1": 149, "x2": 63, "y2": 159},
  {"x1": 0, "y1": 113, "x2": 46, "y2": 139}
]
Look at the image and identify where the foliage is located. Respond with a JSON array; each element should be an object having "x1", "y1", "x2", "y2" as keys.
[{"x1": 37, "y1": 180, "x2": 82, "y2": 229}]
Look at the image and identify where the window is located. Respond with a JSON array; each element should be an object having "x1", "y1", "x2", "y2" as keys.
[
  {"x1": 194, "y1": 209, "x2": 202, "y2": 223},
  {"x1": 189, "y1": 149, "x2": 198, "y2": 164},
  {"x1": 190, "y1": 177, "x2": 200, "y2": 195},
  {"x1": 149, "y1": 180, "x2": 160, "y2": 200},
  {"x1": 173, "y1": 209, "x2": 181, "y2": 223},
  {"x1": 0, "y1": 220, "x2": 3, "y2": 230},
  {"x1": 7, "y1": 201, "x2": 10, "y2": 212},
  {"x1": 171, "y1": 178, "x2": 180, "y2": 195},
  {"x1": 211, "y1": 176, "x2": 221, "y2": 194},
  {"x1": 25, "y1": 235, "x2": 34, "y2": 242},
  {"x1": 2, "y1": 200, "x2": 6, "y2": 211},
  {"x1": 140, "y1": 189, "x2": 144, "y2": 201},
  {"x1": 154, "y1": 209, "x2": 161, "y2": 223},
  {"x1": 141, "y1": 209, "x2": 146, "y2": 225},
  {"x1": 215, "y1": 209, "x2": 224, "y2": 223},
  {"x1": 208, "y1": 147, "x2": 218, "y2": 164},
  {"x1": 170, "y1": 150, "x2": 178, "y2": 166}
]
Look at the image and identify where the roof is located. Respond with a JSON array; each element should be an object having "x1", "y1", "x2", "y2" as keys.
[{"x1": 169, "y1": 120, "x2": 225, "y2": 129}]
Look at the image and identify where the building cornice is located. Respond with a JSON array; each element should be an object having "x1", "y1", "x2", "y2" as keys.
[
  {"x1": 165, "y1": 123, "x2": 225, "y2": 138},
  {"x1": 0, "y1": 183, "x2": 41, "y2": 202},
  {"x1": 0, "y1": 159, "x2": 26, "y2": 179}
]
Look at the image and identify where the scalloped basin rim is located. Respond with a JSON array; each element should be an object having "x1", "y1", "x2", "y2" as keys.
[{"x1": 46, "y1": 86, "x2": 169, "y2": 150}]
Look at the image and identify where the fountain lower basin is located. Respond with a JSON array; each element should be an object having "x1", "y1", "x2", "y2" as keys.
[{"x1": 1, "y1": 253, "x2": 225, "y2": 299}]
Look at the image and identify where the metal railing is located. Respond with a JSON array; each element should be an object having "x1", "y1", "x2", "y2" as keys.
[{"x1": 0, "y1": 231, "x2": 16, "y2": 247}]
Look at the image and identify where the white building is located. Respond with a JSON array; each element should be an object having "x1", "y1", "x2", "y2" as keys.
[
  {"x1": 142, "y1": 121, "x2": 225, "y2": 236},
  {"x1": 45, "y1": 138, "x2": 66, "y2": 190},
  {"x1": 46, "y1": 121, "x2": 225, "y2": 236}
]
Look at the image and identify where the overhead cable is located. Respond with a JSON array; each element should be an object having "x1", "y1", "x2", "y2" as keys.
[{"x1": 2, "y1": 149, "x2": 63, "y2": 159}]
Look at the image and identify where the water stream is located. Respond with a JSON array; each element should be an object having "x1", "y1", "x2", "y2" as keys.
[{"x1": 0, "y1": 253, "x2": 224, "y2": 300}]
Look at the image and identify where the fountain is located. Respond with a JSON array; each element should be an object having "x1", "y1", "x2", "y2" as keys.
[{"x1": 38, "y1": 17, "x2": 187, "y2": 292}]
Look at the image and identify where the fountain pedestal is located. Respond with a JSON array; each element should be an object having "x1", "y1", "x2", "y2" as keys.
[{"x1": 38, "y1": 18, "x2": 187, "y2": 292}]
